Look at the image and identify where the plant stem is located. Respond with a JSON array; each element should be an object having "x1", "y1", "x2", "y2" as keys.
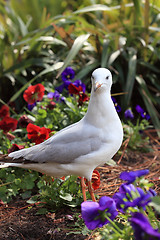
[
  {"x1": 105, "y1": 214, "x2": 124, "y2": 236},
  {"x1": 0, "y1": 181, "x2": 13, "y2": 187}
]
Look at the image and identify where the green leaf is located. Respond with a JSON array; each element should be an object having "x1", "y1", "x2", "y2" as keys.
[
  {"x1": 150, "y1": 196, "x2": 160, "y2": 213},
  {"x1": 108, "y1": 49, "x2": 121, "y2": 67},
  {"x1": 73, "y1": 3, "x2": 134, "y2": 14},
  {"x1": 132, "y1": 0, "x2": 142, "y2": 26},
  {"x1": 75, "y1": 61, "x2": 99, "y2": 80},
  {"x1": 60, "y1": 193, "x2": 73, "y2": 201},
  {"x1": 101, "y1": 40, "x2": 110, "y2": 68},
  {"x1": 14, "y1": 178, "x2": 21, "y2": 185},
  {"x1": 36, "y1": 208, "x2": 48, "y2": 215},
  {"x1": 124, "y1": 48, "x2": 137, "y2": 107},
  {"x1": 38, "y1": 109, "x2": 47, "y2": 119},
  {"x1": 21, "y1": 190, "x2": 32, "y2": 199},
  {"x1": 106, "y1": 159, "x2": 117, "y2": 166},
  {"x1": 138, "y1": 61, "x2": 160, "y2": 73},
  {"x1": 27, "y1": 199, "x2": 37, "y2": 204},
  {"x1": 73, "y1": 4, "x2": 121, "y2": 14},
  {"x1": 73, "y1": 4, "x2": 111, "y2": 14},
  {"x1": 37, "y1": 36, "x2": 67, "y2": 46},
  {"x1": 149, "y1": 26, "x2": 160, "y2": 32},
  {"x1": 17, "y1": 16, "x2": 28, "y2": 37},
  {"x1": 136, "y1": 75, "x2": 160, "y2": 132},
  {"x1": 9, "y1": 62, "x2": 63, "y2": 103},
  {"x1": 56, "y1": 34, "x2": 90, "y2": 78}
]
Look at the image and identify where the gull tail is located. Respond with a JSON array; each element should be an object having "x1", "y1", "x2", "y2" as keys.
[
  {"x1": 0, "y1": 154, "x2": 19, "y2": 168},
  {"x1": 0, "y1": 163, "x2": 13, "y2": 168},
  {"x1": 0, "y1": 154, "x2": 9, "y2": 168}
]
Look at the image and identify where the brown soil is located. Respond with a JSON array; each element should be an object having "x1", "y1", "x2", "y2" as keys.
[{"x1": 0, "y1": 129, "x2": 159, "y2": 240}]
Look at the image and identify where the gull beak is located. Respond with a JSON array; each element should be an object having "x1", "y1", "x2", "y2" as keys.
[{"x1": 94, "y1": 82, "x2": 103, "y2": 92}]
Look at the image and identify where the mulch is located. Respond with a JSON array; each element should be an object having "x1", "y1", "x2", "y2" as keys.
[{"x1": 0, "y1": 129, "x2": 159, "y2": 240}]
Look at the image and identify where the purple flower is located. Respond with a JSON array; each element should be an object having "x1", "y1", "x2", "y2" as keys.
[
  {"x1": 61, "y1": 67, "x2": 75, "y2": 82},
  {"x1": 135, "y1": 105, "x2": 150, "y2": 120},
  {"x1": 120, "y1": 169, "x2": 149, "y2": 184},
  {"x1": 27, "y1": 102, "x2": 36, "y2": 111},
  {"x1": 81, "y1": 196, "x2": 118, "y2": 230},
  {"x1": 55, "y1": 84, "x2": 65, "y2": 93},
  {"x1": 130, "y1": 212, "x2": 160, "y2": 240},
  {"x1": 113, "y1": 183, "x2": 155, "y2": 213},
  {"x1": 56, "y1": 67, "x2": 75, "y2": 93},
  {"x1": 47, "y1": 91, "x2": 60, "y2": 100},
  {"x1": 148, "y1": 188, "x2": 157, "y2": 197},
  {"x1": 124, "y1": 109, "x2": 134, "y2": 119},
  {"x1": 111, "y1": 97, "x2": 121, "y2": 112},
  {"x1": 47, "y1": 91, "x2": 65, "y2": 103},
  {"x1": 56, "y1": 80, "x2": 72, "y2": 93}
]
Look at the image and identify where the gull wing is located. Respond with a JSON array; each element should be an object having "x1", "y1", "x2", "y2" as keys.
[{"x1": 9, "y1": 119, "x2": 103, "y2": 164}]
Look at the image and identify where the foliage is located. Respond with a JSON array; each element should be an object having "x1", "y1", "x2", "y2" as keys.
[
  {"x1": 0, "y1": 167, "x2": 39, "y2": 203},
  {"x1": 123, "y1": 119, "x2": 151, "y2": 151}
]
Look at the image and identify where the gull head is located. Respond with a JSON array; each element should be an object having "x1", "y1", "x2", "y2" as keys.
[{"x1": 91, "y1": 68, "x2": 112, "y2": 92}]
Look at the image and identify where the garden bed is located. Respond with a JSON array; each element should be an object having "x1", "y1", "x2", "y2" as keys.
[{"x1": 0, "y1": 130, "x2": 159, "y2": 240}]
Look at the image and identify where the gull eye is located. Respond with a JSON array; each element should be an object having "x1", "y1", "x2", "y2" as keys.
[{"x1": 106, "y1": 76, "x2": 109, "y2": 80}]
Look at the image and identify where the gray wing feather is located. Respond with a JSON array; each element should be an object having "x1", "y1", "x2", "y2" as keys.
[{"x1": 9, "y1": 120, "x2": 102, "y2": 164}]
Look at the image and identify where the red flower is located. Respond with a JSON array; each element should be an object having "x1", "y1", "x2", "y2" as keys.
[
  {"x1": 68, "y1": 84, "x2": 83, "y2": 95},
  {"x1": 27, "y1": 123, "x2": 51, "y2": 144},
  {"x1": 23, "y1": 83, "x2": 45, "y2": 104},
  {"x1": 91, "y1": 170, "x2": 100, "y2": 190},
  {"x1": 0, "y1": 105, "x2": 10, "y2": 119},
  {"x1": 8, "y1": 144, "x2": 25, "y2": 153},
  {"x1": 68, "y1": 83, "x2": 89, "y2": 106},
  {"x1": 60, "y1": 176, "x2": 65, "y2": 180},
  {"x1": 79, "y1": 170, "x2": 100, "y2": 191},
  {"x1": 18, "y1": 115, "x2": 33, "y2": 128},
  {"x1": 0, "y1": 116, "x2": 18, "y2": 133},
  {"x1": 46, "y1": 101, "x2": 56, "y2": 110},
  {"x1": 78, "y1": 93, "x2": 89, "y2": 106}
]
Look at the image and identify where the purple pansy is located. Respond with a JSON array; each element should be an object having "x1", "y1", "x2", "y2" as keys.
[
  {"x1": 56, "y1": 67, "x2": 87, "y2": 94},
  {"x1": 113, "y1": 183, "x2": 156, "y2": 213},
  {"x1": 130, "y1": 212, "x2": 160, "y2": 240},
  {"x1": 56, "y1": 80, "x2": 72, "y2": 93},
  {"x1": 55, "y1": 67, "x2": 75, "y2": 93},
  {"x1": 111, "y1": 97, "x2": 121, "y2": 112},
  {"x1": 120, "y1": 169, "x2": 149, "y2": 184},
  {"x1": 47, "y1": 91, "x2": 60, "y2": 101},
  {"x1": 135, "y1": 105, "x2": 150, "y2": 120},
  {"x1": 27, "y1": 102, "x2": 36, "y2": 111},
  {"x1": 124, "y1": 109, "x2": 134, "y2": 119},
  {"x1": 61, "y1": 66, "x2": 75, "y2": 82},
  {"x1": 81, "y1": 196, "x2": 118, "y2": 230},
  {"x1": 47, "y1": 90, "x2": 65, "y2": 103}
]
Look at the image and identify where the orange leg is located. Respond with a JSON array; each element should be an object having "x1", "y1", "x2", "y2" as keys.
[
  {"x1": 81, "y1": 177, "x2": 87, "y2": 201},
  {"x1": 88, "y1": 180, "x2": 96, "y2": 202}
]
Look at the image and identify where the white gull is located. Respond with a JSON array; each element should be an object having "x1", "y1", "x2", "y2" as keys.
[{"x1": 0, "y1": 68, "x2": 123, "y2": 201}]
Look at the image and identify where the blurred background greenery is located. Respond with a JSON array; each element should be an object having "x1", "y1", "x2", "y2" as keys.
[{"x1": 0, "y1": 0, "x2": 159, "y2": 129}]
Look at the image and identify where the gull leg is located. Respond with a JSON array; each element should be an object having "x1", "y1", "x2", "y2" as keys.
[
  {"x1": 81, "y1": 177, "x2": 87, "y2": 201},
  {"x1": 88, "y1": 180, "x2": 96, "y2": 202}
]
